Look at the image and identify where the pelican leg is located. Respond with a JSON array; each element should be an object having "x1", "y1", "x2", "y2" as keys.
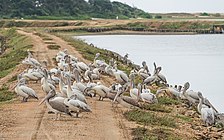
[
  {"x1": 93, "y1": 93, "x2": 96, "y2": 97},
  {"x1": 22, "y1": 97, "x2": 25, "y2": 102},
  {"x1": 54, "y1": 113, "x2": 58, "y2": 121},
  {"x1": 24, "y1": 97, "x2": 28, "y2": 102},
  {"x1": 98, "y1": 96, "x2": 101, "y2": 101},
  {"x1": 76, "y1": 112, "x2": 79, "y2": 118},
  {"x1": 58, "y1": 114, "x2": 61, "y2": 121}
]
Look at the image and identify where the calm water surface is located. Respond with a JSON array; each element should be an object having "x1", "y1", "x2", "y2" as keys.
[{"x1": 76, "y1": 34, "x2": 224, "y2": 112}]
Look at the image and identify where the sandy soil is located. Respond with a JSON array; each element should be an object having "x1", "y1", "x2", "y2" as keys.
[{"x1": 0, "y1": 30, "x2": 132, "y2": 140}]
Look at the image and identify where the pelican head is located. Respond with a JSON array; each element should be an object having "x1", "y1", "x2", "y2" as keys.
[
  {"x1": 142, "y1": 61, "x2": 146, "y2": 66},
  {"x1": 39, "y1": 89, "x2": 56, "y2": 105}
]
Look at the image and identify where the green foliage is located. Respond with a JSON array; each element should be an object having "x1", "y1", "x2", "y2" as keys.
[
  {"x1": 132, "y1": 127, "x2": 181, "y2": 140},
  {"x1": 47, "y1": 44, "x2": 61, "y2": 50},
  {"x1": 176, "y1": 114, "x2": 192, "y2": 122},
  {"x1": 0, "y1": 28, "x2": 32, "y2": 78},
  {"x1": 200, "y1": 12, "x2": 210, "y2": 16},
  {"x1": 0, "y1": 85, "x2": 15, "y2": 102},
  {"x1": 142, "y1": 103, "x2": 172, "y2": 113},
  {"x1": 0, "y1": 0, "x2": 151, "y2": 20},
  {"x1": 124, "y1": 109, "x2": 176, "y2": 128},
  {"x1": 155, "y1": 15, "x2": 162, "y2": 19},
  {"x1": 158, "y1": 97, "x2": 181, "y2": 105}
]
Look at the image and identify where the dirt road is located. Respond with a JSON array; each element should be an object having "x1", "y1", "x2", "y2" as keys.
[{"x1": 0, "y1": 30, "x2": 131, "y2": 140}]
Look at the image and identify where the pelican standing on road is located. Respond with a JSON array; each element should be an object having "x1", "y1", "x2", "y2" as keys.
[{"x1": 14, "y1": 78, "x2": 38, "y2": 102}]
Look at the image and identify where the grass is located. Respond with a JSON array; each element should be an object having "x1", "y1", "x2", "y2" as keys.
[
  {"x1": 158, "y1": 97, "x2": 181, "y2": 105},
  {"x1": 0, "y1": 85, "x2": 15, "y2": 102},
  {"x1": 47, "y1": 44, "x2": 61, "y2": 50},
  {"x1": 0, "y1": 28, "x2": 32, "y2": 78},
  {"x1": 142, "y1": 103, "x2": 172, "y2": 113},
  {"x1": 132, "y1": 127, "x2": 181, "y2": 140},
  {"x1": 7, "y1": 75, "x2": 18, "y2": 83},
  {"x1": 124, "y1": 109, "x2": 176, "y2": 128},
  {"x1": 44, "y1": 41, "x2": 57, "y2": 44},
  {"x1": 176, "y1": 114, "x2": 192, "y2": 122}
]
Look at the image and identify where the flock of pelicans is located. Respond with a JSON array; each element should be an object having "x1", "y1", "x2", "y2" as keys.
[{"x1": 13, "y1": 49, "x2": 220, "y2": 126}]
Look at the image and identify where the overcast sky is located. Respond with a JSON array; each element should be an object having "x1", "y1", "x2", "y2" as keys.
[{"x1": 113, "y1": 0, "x2": 224, "y2": 13}]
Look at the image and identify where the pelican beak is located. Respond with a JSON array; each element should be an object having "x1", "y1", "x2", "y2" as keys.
[
  {"x1": 39, "y1": 93, "x2": 51, "y2": 105},
  {"x1": 12, "y1": 82, "x2": 19, "y2": 89}
]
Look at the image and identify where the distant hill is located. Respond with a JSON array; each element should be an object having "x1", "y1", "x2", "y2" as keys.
[{"x1": 0, "y1": 0, "x2": 152, "y2": 19}]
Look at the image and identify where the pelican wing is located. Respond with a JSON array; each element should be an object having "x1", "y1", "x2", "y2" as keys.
[
  {"x1": 122, "y1": 96, "x2": 139, "y2": 107},
  {"x1": 20, "y1": 86, "x2": 38, "y2": 99},
  {"x1": 49, "y1": 100, "x2": 71, "y2": 115},
  {"x1": 69, "y1": 99, "x2": 91, "y2": 112}
]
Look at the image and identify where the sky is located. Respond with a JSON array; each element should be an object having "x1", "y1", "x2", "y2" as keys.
[{"x1": 113, "y1": 0, "x2": 224, "y2": 13}]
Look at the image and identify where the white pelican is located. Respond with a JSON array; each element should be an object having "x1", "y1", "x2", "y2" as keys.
[
  {"x1": 14, "y1": 79, "x2": 38, "y2": 102},
  {"x1": 197, "y1": 92, "x2": 215, "y2": 126},
  {"x1": 39, "y1": 90, "x2": 72, "y2": 120}
]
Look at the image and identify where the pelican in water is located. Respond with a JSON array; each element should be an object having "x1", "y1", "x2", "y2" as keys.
[
  {"x1": 14, "y1": 78, "x2": 38, "y2": 102},
  {"x1": 197, "y1": 92, "x2": 215, "y2": 126},
  {"x1": 39, "y1": 89, "x2": 72, "y2": 120}
]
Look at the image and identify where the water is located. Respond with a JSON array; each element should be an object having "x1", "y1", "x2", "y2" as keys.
[{"x1": 76, "y1": 34, "x2": 224, "y2": 112}]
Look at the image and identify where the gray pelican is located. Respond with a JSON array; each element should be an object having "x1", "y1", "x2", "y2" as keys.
[
  {"x1": 143, "y1": 67, "x2": 162, "y2": 85},
  {"x1": 153, "y1": 62, "x2": 167, "y2": 83},
  {"x1": 182, "y1": 82, "x2": 218, "y2": 113},
  {"x1": 138, "y1": 61, "x2": 151, "y2": 80},
  {"x1": 39, "y1": 90, "x2": 72, "y2": 120},
  {"x1": 113, "y1": 86, "x2": 141, "y2": 109},
  {"x1": 14, "y1": 78, "x2": 38, "y2": 102},
  {"x1": 197, "y1": 92, "x2": 215, "y2": 126}
]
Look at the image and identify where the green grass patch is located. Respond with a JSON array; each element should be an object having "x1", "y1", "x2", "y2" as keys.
[
  {"x1": 158, "y1": 97, "x2": 181, "y2": 105},
  {"x1": 132, "y1": 127, "x2": 181, "y2": 140},
  {"x1": 42, "y1": 37, "x2": 53, "y2": 41},
  {"x1": 0, "y1": 85, "x2": 15, "y2": 102},
  {"x1": 176, "y1": 114, "x2": 192, "y2": 122},
  {"x1": 0, "y1": 28, "x2": 32, "y2": 78},
  {"x1": 7, "y1": 75, "x2": 18, "y2": 83},
  {"x1": 124, "y1": 110, "x2": 176, "y2": 128},
  {"x1": 142, "y1": 104, "x2": 172, "y2": 113},
  {"x1": 44, "y1": 41, "x2": 56, "y2": 44},
  {"x1": 47, "y1": 44, "x2": 61, "y2": 50}
]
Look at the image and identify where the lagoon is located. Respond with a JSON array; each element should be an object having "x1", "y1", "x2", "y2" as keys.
[{"x1": 76, "y1": 34, "x2": 224, "y2": 112}]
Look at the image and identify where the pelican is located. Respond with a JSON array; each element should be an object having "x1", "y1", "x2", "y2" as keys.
[
  {"x1": 156, "y1": 86, "x2": 184, "y2": 99},
  {"x1": 85, "y1": 83, "x2": 110, "y2": 101},
  {"x1": 143, "y1": 67, "x2": 162, "y2": 85},
  {"x1": 153, "y1": 62, "x2": 167, "y2": 83},
  {"x1": 64, "y1": 97, "x2": 91, "y2": 117},
  {"x1": 14, "y1": 78, "x2": 38, "y2": 102},
  {"x1": 65, "y1": 74, "x2": 87, "y2": 104},
  {"x1": 140, "y1": 84, "x2": 158, "y2": 104},
  {"x1": 41, "y1": 69, "x2": 56, "y2": 94},
  {"x1": 112, "y1": 68, "x2": 129, "y2": 84},
  {"x1": 138, "y1": 61, "x2": 151, "y2": 80},
  {"x1": 39, "y1": 90, "x2": 72, "y2": 120},
  {"x1": 113, "y1": 86, "x2": 141, "y2": 109},
  {"x1": 197, "y1": 92, "x2": 215, "y2": 126}
]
